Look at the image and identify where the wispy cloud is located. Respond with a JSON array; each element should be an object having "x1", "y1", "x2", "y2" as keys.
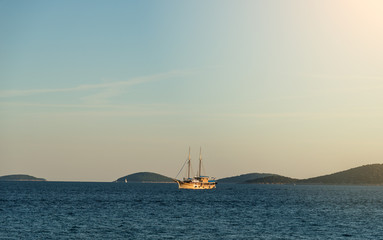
[
  {"x1": 0, "y1": 70, "x2": 186, "y2": 98},
  {"x1": 0, "y1": 101, "x2": 178, "y2": 117},
  {"x1": 80, "y1": 87, "x2": 124, "y2": 105},
  {"x1": 306, "y1": 74, "x2": 382, "y2": 81},
  {"x1": 0, "y1": 102, "x2": 166, "y2": 109}
]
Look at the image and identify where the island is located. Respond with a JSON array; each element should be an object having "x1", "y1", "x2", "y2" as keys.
[
  {"x1": 217, "y1": 173, "x2": 274, "y2": 183},
  {"x1": 0, "y1": 174, "x2": 46, "y2": 181},
  {"x1": 299, "y1": 164, "x2": 383, "y2": 185},
  {"x1": 115, "y1": 172, "x2": 174, "y2": 183},
  {"x1": 245, "y1": 175, "x2": 298, "y2": 184},
  {"x1": 218, "y1": 164, "x2": 383, "y2": 185}
]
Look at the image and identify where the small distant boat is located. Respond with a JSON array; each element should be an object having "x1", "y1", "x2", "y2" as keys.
[
  {"x1": 174, "y1": 147, "x2": 216, "y2": 189},
  {"x1": 125, "y1": 179, "x2": 127, "y2": 183}
]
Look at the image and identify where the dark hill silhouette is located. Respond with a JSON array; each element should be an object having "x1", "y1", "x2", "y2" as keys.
[
  {"x1": 246, "y1": 175, "x2": 298, "y2": 184},
  {"x1": 222, "y1": 164, "x2": 383, "y2": 185},
  {"x1": 0, "y1": 174, "x2": 46, "y2": 181},
  {"x1": 218, "y1": 173, "x2": 274, "y2": 183},
  {"x1": 115, "y1": 172, "x2": 174, "y2": 183},
  {"x1": 299, "y1": 164, "x2": 383, "y2": 185}
]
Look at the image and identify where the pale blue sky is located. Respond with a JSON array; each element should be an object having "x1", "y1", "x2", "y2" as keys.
[{"x1": 1, "y1": 0, "x2": 383, "y2": 181}]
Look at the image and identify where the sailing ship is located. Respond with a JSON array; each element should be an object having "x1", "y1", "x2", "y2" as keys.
[{"x1": 174, "y1": 148, "x2": 217, "y2": 189}]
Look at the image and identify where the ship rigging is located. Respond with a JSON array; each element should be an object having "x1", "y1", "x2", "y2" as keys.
[{"x1": 174, "y1": 147, "x2": 216, "y2": 189}]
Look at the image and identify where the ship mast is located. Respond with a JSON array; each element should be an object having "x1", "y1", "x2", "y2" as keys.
[
  {"x1": 188, "y1": 147, "x2": 191, "y2": 179},
  {"x1": 199, "y1": 147, "x2": 202, "y2": 177}
]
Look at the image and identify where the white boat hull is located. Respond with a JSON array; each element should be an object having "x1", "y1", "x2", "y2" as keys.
[{"x1": 175, "y1": 179, "x2": 216, "y2": 189}]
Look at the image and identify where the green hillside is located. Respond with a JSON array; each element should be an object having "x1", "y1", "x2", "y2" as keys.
[
  {"x1": 115, "y1": 172, "x2": 174, "y2": 183},
  {"x1": 0, "y1": 174, "x2": 46, "y2": 181},
  {"x1": 218, "y1": 173, "x2": 274, "y2": 183},
  {"x1": 299, "y1": 164, "x2": 383, "y2": 185},
  {"x1": 246, "y1": 175, "x2": 298, "y2": 184}
]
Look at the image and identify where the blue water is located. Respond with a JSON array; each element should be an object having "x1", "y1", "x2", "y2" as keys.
[{"x1": 1, "y1": 182, "x2": 383, "y2": 239}]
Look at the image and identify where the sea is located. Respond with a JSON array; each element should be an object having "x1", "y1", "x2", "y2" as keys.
[{"x1": 1, "y1": 182, "x2": 383, "y2": 239}]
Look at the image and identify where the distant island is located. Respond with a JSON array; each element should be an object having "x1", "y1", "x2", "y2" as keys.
[
  {"x1": 4, "y1": 164, "x2": 383, "y2": 185},
  {"x1": 114, "y1": 164, "x2": 383, "y2": 185},
  {"x1": 115, "y1": 172, "x2": 174, "y2": 183},
  {"x1": 299, "y1": 164, "x2": 383, "y2": 185},
  {"x1": 218, "y1": 164, "x2": 383, "y2": 185},
  {"x1": 217, "y1": 173, "x2": 274, "y2": 183},
  {"x1": 245, "y1": 175, "x2": 298, "y2": 184},
  {"x1": 0, "y1": 174, "x2": 46, "y2": 181}
]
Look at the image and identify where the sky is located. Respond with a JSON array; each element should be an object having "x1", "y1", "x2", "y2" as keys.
[{"x1": 1, "y1": 0, "x2": 382, "y2": 181}]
